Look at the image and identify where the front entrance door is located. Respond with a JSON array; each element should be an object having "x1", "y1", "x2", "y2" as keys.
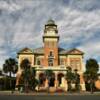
[
  {"x1": 57, "y1": 73, "x2": 64, "y2": 86},
  {"x1": 39, "y1": 73, "x2": 46, "y2": 86},
  {"x1": 49, "y1": 73, "x2": 55, "y2": 87}
]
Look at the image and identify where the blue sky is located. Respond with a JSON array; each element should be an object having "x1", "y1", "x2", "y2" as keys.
[{"x1": 0, "y1": 0, "x2": 100, "y2": 71}]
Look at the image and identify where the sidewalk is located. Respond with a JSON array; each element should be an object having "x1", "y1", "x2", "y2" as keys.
[{"x1": 0, "y1": 91, "x2": 100, "y2": 95}]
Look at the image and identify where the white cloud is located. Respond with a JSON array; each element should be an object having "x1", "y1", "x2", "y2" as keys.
[
  {"x1": 0, "y1": 0, "x2": 22, "y2": 12},
  {"x1": 78, "y1": 40, "x2": 100, "y2": 59},
  {"x1": 0, "y1": 0, "x2": 100, "y2": 71}
]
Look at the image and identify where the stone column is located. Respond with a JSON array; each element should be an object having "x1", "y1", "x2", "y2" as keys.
[
  {"x1": 60, "y1": 77, "x2": 68, "y2": 92},
  {"x1": 54, "y1": 72, "x2": 58, "y2": 88},
  {"x1": 36, "y1": 71, "x2": 39, "y2": 79},
  {"x1": 15, "y1": 70, "x2": 22, "y2": 90},
  {"x1": 45, "y1": 78, "x2": 49, "y2": 88},
  {"x1": 80, "y1": 73, "x2": 86, "y2": 91}
]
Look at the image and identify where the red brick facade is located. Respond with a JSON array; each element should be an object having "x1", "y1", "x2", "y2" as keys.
[
  {"x1": 17, "y1": 19, "x2": 84, "y2": 71},
  {"x1": 44, "y1": 47, "x2": 58, "y2": 66}
]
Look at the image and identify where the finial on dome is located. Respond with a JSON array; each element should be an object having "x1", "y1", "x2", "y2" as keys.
[{"x1": 46, "y1": 18, "x2": 55, "y2": 25}]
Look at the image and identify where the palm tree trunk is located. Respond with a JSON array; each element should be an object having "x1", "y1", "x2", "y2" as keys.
[
  {"x1": 90, "y1": 79, "x2": 94, "y2": 94},
  {"x1": 4, "y1": 77, "x2": 7, "y2": 90},
  {"x1": 9, "y1": 72, "x2": 12, "y2": 90}
]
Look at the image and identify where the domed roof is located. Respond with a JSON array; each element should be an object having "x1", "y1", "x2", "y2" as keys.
[{"x1": 46, "y1": 19, "x2": 55, "y2": 25}]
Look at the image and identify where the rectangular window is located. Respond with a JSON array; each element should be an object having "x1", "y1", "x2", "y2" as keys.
[
  {"x1": 37, "y1": 59, "x2": 41, "y2": 65},
  {"x1": 48, "y1": 58, "x2": 53, "y2": 66},
  {"x1": 70, "y1": 58, "x2": 81, "y2": 71},
  {"x1": 60, "y1": 59, "x2": 64, "y2": 65}
]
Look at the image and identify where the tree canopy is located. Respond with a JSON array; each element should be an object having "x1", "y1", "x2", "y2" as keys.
[
  {"x1": 20, "y1": 59, "x2": 37, "y2": 91},
  {"x1": 85, "y1": 58, "x2": 99, "y2": 80},
  {"x1": 3, "y1": 58, "x2": 18, "y2": 77},
  {"x1": 20, "y1": 59, "x2": 31, "y2": 70},
  {"x1": 2, "y1": 58, "x2": 18, "y2": 89},
  {"x1": 66, "y1": 67, "x2": 74, "y2": 82}
]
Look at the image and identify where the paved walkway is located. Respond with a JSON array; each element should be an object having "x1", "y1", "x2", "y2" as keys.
[{"x1": 0, "y1": 91, "x2": 100, "y2": 95}]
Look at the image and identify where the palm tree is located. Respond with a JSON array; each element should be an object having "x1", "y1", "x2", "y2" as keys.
[
  {"x1": 45, "y1": 70, "x2": 53, "y2": 79},
  {"x1": 45, "y1": 69, "x2": 53, "y2": 92},
  {"x1": 20, "y1": 59, "x2": 38, "y2": 92},
  {"x1": 3, "y1": 58, "x2": 18, "y2": 89},
  {"x1": 20, "y1": 59, "x2": 31, "y2": 92},
  {"x1": 66, "y1": 67, "x2": 74, "y2": 92},
  {"x1": 29, "y1": 67, "x2": 38, "y2": 91},
  {"x1": 20, "y1": 59, "x2": 30, "y2": 70},
  {"x1": 73, "y1": 69, "x2": 80, "y2": 91}
]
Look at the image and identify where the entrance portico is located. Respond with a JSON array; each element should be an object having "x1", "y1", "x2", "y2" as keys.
[{"x1": 34, "y1": 65, "x2": 85, "y2": 91}]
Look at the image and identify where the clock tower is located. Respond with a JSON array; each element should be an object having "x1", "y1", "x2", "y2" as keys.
[{"x1": 43, "y1": 19, "x2": 59, "y2": 66}]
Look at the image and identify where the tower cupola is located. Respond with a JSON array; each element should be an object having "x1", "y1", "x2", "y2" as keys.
[
  {"x1": 44, "y1": 19, "x2": 58, "y2": 35},
  {"x1": 46, "y1": 19, "x2": 55, "y2": 25}
]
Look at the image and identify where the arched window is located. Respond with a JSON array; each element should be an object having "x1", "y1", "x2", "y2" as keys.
[{"x1": 48, "y1": 51, "x2": 54, "y2": 66}]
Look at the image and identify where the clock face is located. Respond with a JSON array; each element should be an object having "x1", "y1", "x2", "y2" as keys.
[
  {"x1": 47, "y1": 30, "x2": 55, "y2": 35},
  {"x1": 49, "y1": 30, "x2": 53, "y2": 33}
]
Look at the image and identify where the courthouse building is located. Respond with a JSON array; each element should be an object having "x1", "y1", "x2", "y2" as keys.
[{"x1": 16, "y1": 19, "x2": 85, "y2": 91}]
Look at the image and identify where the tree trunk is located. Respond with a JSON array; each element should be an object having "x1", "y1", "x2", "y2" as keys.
[
  {"x1": 90, "y1": 79, "x2": 94, "y2": 94},
  {"x1": 9, "y1": 72, "x2": 12, "y2": 90},
  {"x1": 4, "y1": 77, "x2": 7, "y2": 90},
  {"x1": 24, "y1": 78, "x2": 29, "y2": 93}
]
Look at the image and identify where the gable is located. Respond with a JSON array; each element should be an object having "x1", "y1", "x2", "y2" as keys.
[
  {"x1": 67, "y1": 48, "x2": 84, "y2": 55},
  {"x1": 18, "y1": 47, "x2": 33, "y2": 54}
]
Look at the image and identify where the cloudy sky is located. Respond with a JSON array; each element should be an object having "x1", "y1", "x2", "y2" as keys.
[{"x1": 0, "y1": 0, "x2": 100, "y2": 71}]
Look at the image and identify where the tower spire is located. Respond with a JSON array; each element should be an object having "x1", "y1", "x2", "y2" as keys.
[{"x1": 46, "y1": 18, "x2": 55, "y2": 25}]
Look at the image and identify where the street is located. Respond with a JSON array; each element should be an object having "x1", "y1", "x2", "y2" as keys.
[{"x1": 0, "y1": 93, "x2": 100, "y2": 100}]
